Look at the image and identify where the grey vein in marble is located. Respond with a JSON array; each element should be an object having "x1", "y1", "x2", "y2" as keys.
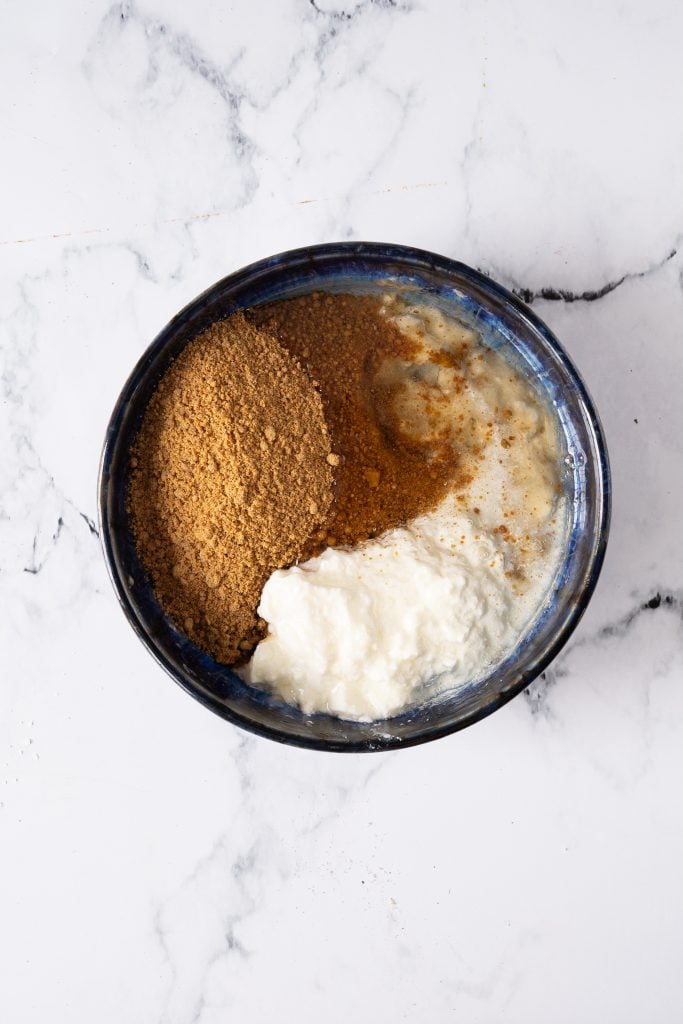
[
  {"x1": 525, "y1": 589, "x2": 683, "y2": 718},
  {"x1": 512, "y1": 244, "x2": 680, "y2": 306}
]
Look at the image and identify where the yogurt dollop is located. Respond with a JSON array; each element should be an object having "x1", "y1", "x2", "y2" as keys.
[{"x1": 240, "y1": 498, "x2": 559, "y2": 721}]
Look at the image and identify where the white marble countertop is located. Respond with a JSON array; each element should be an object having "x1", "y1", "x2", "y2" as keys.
[{"x1": 2, "y1": 1, "x2": 682, "y2": 1020}]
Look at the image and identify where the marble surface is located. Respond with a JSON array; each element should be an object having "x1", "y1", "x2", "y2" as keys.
[{"x1": 2, "y1": 0, "x2": 682, "y2": 1020}]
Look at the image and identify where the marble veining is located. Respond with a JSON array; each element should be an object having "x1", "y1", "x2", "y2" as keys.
[
  {"x1": 2, "y1": 0, "x2": 683, "y2": 1021},
  {"x1": 511, "y1": 243, "x2": 680, "y2": 305}
]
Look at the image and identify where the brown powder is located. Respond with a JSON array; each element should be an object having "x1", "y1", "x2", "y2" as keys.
[
  {"x1": 128, "y1": 313, "x2": 333, "y2": 663},
  {"x1": 249, "y1": 292, "x2": 473, "y2": 547}
]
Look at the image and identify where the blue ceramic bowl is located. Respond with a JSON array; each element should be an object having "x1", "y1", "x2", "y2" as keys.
[{"x1": 99, "y1": 242, "x2": 610, "y2": 752}]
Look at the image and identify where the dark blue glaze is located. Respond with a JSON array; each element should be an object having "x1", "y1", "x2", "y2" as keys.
[{"x1": 98, "y1": 242, "x2": 611, "y2": 752}]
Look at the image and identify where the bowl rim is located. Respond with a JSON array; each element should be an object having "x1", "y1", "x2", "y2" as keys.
[{"x1": 98, "y1": 240, "x2": 611, "y2": 752}]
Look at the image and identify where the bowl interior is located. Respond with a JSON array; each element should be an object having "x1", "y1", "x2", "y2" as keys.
[{"x1": 99, "y1": 243, "x2": 610, "y2": 751}]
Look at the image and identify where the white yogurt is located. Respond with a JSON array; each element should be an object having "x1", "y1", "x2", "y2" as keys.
[{"x1": 240, "y1": 497, "x2": 562, "y2": 721}]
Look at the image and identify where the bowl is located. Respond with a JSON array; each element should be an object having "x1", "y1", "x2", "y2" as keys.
[{"x1": 98, "y1": 242, "x2": 610, "y2": 752}]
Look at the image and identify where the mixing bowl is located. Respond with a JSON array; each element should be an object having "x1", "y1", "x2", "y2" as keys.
[{"x1": 98, "y1": 242, "x2": 610, "y2": 751}]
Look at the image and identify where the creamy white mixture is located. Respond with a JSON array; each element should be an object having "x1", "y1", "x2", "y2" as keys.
[
  {"x1": 241, "y1": 300, "x2": 566, "y2": 721},
  {"x1": 240, "y1": 496, "x2": 562, "y2": 720}
]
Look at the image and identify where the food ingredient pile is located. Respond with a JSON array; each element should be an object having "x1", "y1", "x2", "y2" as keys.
[
  {"x1": 249, "y1": 293, "x2": 474, "y2": 546},
  {"x1": 128, "y1": 313, "x2": 333, "y2": 663}
]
